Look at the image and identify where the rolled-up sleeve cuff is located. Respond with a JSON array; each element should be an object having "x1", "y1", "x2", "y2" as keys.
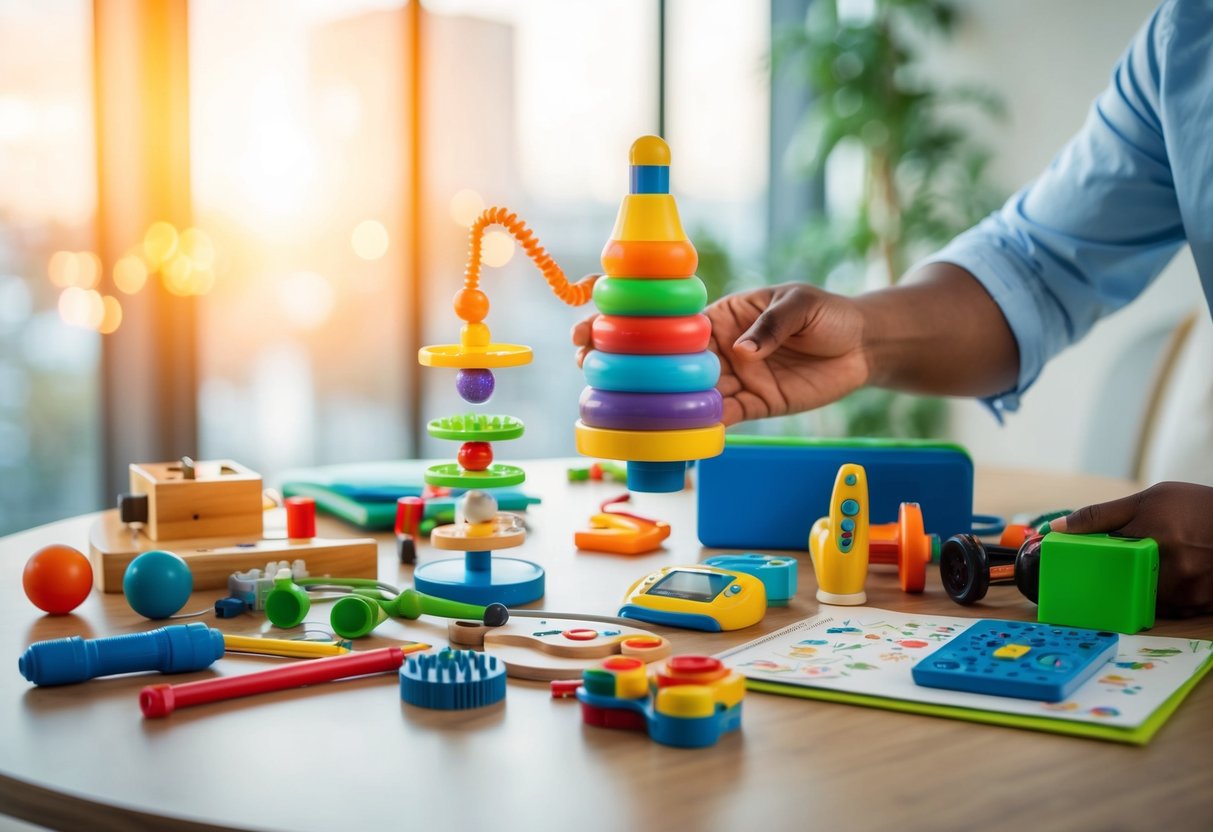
[{"x1": 915, "y1": 227, "x2": 1057, "y2": 420}]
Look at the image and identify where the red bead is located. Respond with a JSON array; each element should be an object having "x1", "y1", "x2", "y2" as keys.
[{"x1": 457, "y1": 441, "x2": 493, "y2": 472}]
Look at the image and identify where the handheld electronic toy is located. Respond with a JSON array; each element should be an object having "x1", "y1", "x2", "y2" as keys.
[{"x1": 618, "y1": 565, "x2": 766, "y2": 631}]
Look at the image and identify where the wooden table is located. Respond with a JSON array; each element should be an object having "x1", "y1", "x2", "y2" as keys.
[{"x1": 1, "y1": 461, "x2": 1210, "y2": 832}]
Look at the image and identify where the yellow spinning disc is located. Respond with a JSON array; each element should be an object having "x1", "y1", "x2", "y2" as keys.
[{"x1": 418, "y1": 343, "x2": 533, "y2": 369}]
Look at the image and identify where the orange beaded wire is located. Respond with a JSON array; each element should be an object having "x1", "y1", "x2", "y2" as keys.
[{"x1": 462, "y1": 207, "x2": 598, "y2": 310}]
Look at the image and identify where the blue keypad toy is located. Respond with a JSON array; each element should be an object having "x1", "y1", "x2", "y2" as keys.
[{"x1": 911, "y1": 619, "x2": 1118, "y2": 702}]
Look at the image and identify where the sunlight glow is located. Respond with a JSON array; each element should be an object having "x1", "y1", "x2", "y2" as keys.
[{"x1": 276, "y1": 271, "x2": 335, "y2": 330}]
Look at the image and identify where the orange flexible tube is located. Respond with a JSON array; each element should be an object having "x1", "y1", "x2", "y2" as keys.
[{"x1": 463, "y1": 207, "x2": 597, "y2": 307}]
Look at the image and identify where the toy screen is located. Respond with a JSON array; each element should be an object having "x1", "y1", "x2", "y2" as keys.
[{"x1": 646, "y1": 570, "x2": 733, "y2": 603}]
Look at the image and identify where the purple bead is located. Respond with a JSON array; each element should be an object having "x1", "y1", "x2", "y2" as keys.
[{"x1": 456, "y1": 368, "x2": 495, "y2": 404}]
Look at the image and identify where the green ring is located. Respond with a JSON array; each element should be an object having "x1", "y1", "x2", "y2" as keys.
[
  {"x1": 593, "y1": 276, "x2": 707, "y2": 317},
  {"x1": 424, "y1": 462, "x2": 526, "y2": 488},
  {"x1": 427, "y1": 414, "x2": 525, "y2": 442}
]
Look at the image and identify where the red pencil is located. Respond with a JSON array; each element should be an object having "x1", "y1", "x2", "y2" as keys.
[{"x1": 140, "y1": 644, "x2": 429, "y2": 718}]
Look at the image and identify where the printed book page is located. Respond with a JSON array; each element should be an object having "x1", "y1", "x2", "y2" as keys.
[{"x1": 717, "y1": 606, "x2": 1213, "y2": 728}]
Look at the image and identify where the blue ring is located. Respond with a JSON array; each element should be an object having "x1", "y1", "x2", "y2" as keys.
[{"x1": 583, "y1": 351, "x2": 720, "y2": 393}]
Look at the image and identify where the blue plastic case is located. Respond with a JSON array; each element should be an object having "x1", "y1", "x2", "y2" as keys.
[
  {"x1": 697, "y1": 436, "x2": 975, "y2": 550},
  {"x1": 911, "y1": 620, "x2": 1118, "y2": 702}
]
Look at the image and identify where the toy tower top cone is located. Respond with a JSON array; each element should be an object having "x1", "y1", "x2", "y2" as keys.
[
  {"x1": 575, "y1": 136, "x2": 725, "y2": 492},
  {"x1": 600, "y1": 136, "x2": 699, "y2": 278}
]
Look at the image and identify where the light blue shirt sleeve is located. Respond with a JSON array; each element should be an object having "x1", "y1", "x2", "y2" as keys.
[{"x1": 922, "y1": 2, "x2": 1187, "y2": 415}]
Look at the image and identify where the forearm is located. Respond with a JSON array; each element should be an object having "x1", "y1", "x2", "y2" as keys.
[{"x1": 858, "y1": 262, "x2": 1020, "y2": 398}]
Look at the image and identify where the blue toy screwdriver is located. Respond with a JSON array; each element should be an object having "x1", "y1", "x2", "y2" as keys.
[{"x1": 18, "y1": 622, "x2": 225, "y2": 686}]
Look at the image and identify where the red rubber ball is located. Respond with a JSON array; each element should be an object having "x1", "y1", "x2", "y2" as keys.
[{"x1": 23, "y1": 544, "x2": 93, "y2": 615}]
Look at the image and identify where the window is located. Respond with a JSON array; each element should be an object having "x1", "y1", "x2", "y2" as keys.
[
  {"x1": 191, "y1": 0, "x2": 414, "y2": 474},
  {"x1": 0, "y1": 1, "x2": 100, "y2": 534}
]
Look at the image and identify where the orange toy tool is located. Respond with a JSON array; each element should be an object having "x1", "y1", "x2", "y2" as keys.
[
  {"x1": 868, "y1": 502, "x2": 936, "y2": 593},
  {"x1": 575, "y1": 494, "x2": 671, "y2": 555}
]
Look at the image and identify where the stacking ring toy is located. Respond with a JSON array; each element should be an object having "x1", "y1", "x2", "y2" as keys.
[
  {"x1": 579, "y1": 388, "x2": 723, "y2": 431},
  {"x1": 592, "y1": 276, "x2": 707, "y2": 317},
  {"x1": 591, "y1": 314, "x2": 711, "y2": 355},
  {"x1": 582, "y1": 351, "x2": 720, "y2": 394}
]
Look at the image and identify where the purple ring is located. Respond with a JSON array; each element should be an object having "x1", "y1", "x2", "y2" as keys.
[{"x1": 579, "y1": 387, "x2": 723, "y2": 431}]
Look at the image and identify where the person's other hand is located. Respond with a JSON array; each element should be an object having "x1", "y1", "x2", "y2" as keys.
[
  {"x1": 1050, "y1": 482, "x2": 1213, "y2": 617},
  {"x1": 706, "y1": 283, "x2": 869, "y2": 425}
]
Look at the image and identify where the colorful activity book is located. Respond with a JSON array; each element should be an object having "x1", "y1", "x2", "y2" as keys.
[{"x1": 716, "y1": 606, "x2": 1213, "y2": 745}]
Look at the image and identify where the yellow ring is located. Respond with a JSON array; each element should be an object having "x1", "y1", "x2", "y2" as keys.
[
  {"x1": 418, "y1": 343, "x2": 533, "y2": 369},
  {"x1": 574, "y1": 421, "x2": 724, "y2": 462}
]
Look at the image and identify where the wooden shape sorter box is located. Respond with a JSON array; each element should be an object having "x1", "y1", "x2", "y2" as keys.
[
  {"x1": 89, "y1": 459, "x2": 377, "y2": 592},
  {"x1": 447, "y1": 618, "x2": 673, "y2": 681}
]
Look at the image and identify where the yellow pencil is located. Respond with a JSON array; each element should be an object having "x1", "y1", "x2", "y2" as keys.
[{"x1": 222, "y1": 634, "x2": 350, "y2": 659}]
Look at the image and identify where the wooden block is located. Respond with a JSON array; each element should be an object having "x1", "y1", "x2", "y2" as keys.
[
  {"x1": 88, "y1": 509, "x2": 378, "y2": 592},
  {"x1": 447, "y1": 617, "x2": 672, "y2": 681},
  {"x1": 129, "y1": 459, "x2": 263, "y2": 541}
]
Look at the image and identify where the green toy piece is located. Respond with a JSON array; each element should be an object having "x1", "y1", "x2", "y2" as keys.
[
  {"x1": 1037, "y1": 532, "x2": 1158, "y2": 634},
  {"x1": 270, "y1": 577, "x2": 511, "y2": 638},
  {"x1": 426, "y1": 414, "x2": 525, "y2": 442},
  {"x1": 264, "y1": 572, "x2": 313, "y2": 629},
  {"x1": 423, "y1": 462, "x2": 526, "y2": 488}
]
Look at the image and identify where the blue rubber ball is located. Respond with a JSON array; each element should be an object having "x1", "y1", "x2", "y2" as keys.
[{"x1": 123, "y1": 550, "x2": 193, "y2": 619}]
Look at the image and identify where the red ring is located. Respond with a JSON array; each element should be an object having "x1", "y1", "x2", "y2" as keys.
[
  {"x1": 562, "y1": 628, "x2": 598, "y2": 641},
  {"x1": 591, "y1": 314, "x2": 711, "y2": 355},
  {"x1": 666, "y1": 655, "x2": 722, "y2": 676}
]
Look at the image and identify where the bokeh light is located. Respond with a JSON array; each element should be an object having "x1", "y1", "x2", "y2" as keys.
[
  {"x1": 351, "y1": 219, "x2": 389, "y2": 261},
  {"x1": 186, "y1": 267, "x2": 216, "y2": 296},
  {"x1": 450, "y1": 189, "x2": 485, "y2": 227},
  {"x1": 179, "y1": 227, "x2": 215, "y2": 269},
  {"x1": 113, "y1": 255, "x2": 149, "y2": 294},
  {"x1": 47, "y1": 251, "x2": 77, "y2": 288},
  {"x1": 480, "y1": 229, "x2": 515, "y2": 268},
  {"x1": 162, "y1": 252, "x2": 194, "y2": 296},
  {"x1": 276, "y1": 271, "x2": 334, "y2": 330},
  {"x1": 143, "y1": 221, "x2": 179, "y2": 270},
  {"x1": 76, "y1": 252, "x2": 101, "y2": 289},
  {"x1": 57, "y1": 287, "x2": 104, "y2": 329},
  {"x1": 98, "y1": 295, "x2": 123, "y2": 334}
]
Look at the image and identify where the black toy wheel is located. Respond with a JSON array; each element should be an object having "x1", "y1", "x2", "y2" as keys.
[
  {"x1": 1015, "y1": 535, "x2": 1042, "y2": 604},
  {"x1": 940, "y1": 534, "x2": 990, "y2": 605}
]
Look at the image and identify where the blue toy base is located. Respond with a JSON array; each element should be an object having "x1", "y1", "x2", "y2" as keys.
[
  {"x1": 626, "y1": 460, "x2": 686, "y2": 493},
  {"x1": 413, "y1": 553, "x2": 545, "y2": 606}
]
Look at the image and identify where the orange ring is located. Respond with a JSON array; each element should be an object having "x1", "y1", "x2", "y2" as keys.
[
  {"x1": 600, "y1": 240, "x2": 698, "y2": 277},
  {"x1": 591, "y1": 314, "x2": 711, "y2": 355},
  {"x1": 621, "y1": 636, "x2": 665, "y2": 651},
  {"x1": 562, "y1": 628, "x2": 598, "y2": 641}
]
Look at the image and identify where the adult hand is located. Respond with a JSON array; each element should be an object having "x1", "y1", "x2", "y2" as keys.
[
  {"x1": 571, "y1": 282, "x2": 869, "y2": 427},
  {"x1": 706, "y1": 283, "x2": 869, "y2": 425},
  {"x1": 1050, "y1": 481, "x2": 1213, "y2": 618}
]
